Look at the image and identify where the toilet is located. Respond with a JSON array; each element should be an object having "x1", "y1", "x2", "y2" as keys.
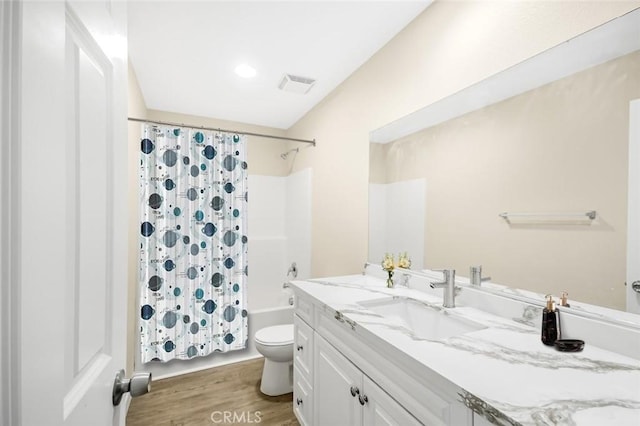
[{"x1": 254, "y1": 324, "x2": 294, "y2": 396}]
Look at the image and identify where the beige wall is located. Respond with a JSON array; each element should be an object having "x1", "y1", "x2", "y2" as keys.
[
  {"x1": 376, "y1": 52, "x2": 640, "y2": 310},
  {"x1": 286, "y1": 1, "x2": 639, "y2": 281},
  {"x1": 127, "y1": 2, "x2": 640, "y2": 371}
]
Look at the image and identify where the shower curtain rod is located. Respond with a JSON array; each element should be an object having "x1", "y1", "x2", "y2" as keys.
[{"x1": 128, "y1": 117, "x2": 316, "y2": 146}]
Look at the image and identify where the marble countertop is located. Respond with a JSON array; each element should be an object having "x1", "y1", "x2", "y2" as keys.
[{"x1": 290, "y1": 274, "x2": 640, "y2": 425}]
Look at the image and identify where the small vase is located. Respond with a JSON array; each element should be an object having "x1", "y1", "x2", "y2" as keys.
[{"x1": 386, "y1": 271, "x2": 394, "y2": 288}]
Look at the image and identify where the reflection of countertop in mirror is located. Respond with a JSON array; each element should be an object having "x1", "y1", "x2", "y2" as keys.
[
  {"x1": 368, "y1": 8, "x2": 640, "y2": 312},
  {"x1": 470, "y1": 279, "x2": 640, "y2": 327},
  {"x1": 291, "y1": 273, "x2": 640, "y2": 425}
]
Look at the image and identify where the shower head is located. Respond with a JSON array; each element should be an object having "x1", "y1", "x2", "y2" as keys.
[{"x1": 280, "y1": 147, "x2": 299, "y2": 160}]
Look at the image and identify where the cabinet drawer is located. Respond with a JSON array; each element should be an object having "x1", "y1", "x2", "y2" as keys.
[
  {"x1": 293, "y1": 373, "x2": 313, "y2": 426},
  {"x1": 294, "y1": 314, "x2": 314, "y2": 381}
]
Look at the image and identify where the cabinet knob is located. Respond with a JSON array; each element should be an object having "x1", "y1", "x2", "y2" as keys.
[
  {"x1": 350, "y1": 386, "x2": 359, "y2": 397},
  {"x1": 296, "y1": 398, "x2": 303, "y2": 406},
  {"x1": 358, "y1": 394, "x2": 368, "y2": 406},
  {"x1": 297, "y1": 345, "x2": 303, "y2": 351}
]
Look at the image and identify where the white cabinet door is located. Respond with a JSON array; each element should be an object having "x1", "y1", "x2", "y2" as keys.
[
  {"x1": 293, "y1": 373, "x2": 313, "y2": 426},
  {"x1": 362, "y1": 375, "x2": 422, "y2": 426},
  {"x1": 3, "y1": 1, "x2": 129, "y2": 425},
  {"x1": 314, "y1": 334, "x2": 362, "y2": 426}
]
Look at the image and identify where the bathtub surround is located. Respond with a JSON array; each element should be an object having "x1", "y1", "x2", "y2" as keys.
[
  {"x1": 139, "y1": 124, "x2": 249, "y2": 362},
  {"x1": 249, "y1": 170, "x2": 312, "y2": 311},
  {"x1": 368, "y1": 178, "x2": 425, "y2": 270}
]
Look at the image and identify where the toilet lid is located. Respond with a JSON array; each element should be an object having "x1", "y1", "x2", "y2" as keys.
[{"x1": 255, "y1": 324, "x2": 294, "y2": 346}]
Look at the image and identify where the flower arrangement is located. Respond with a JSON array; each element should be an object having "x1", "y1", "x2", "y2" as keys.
[
  {"x1": 381, "y1": 252, "x2": 411, "y2": 288},
  {"x1": 398, "y1": 252, "x2": 411, "y2": 269}
]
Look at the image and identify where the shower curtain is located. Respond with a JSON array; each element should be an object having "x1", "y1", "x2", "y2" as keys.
[{"x1": 139, "y1": 124, "x2": 248, "y2": 363}]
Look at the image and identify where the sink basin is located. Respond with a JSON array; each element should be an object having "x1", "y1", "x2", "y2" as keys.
[{"x1": 359, "y1": 298, "x2": 486, "y2": 340}]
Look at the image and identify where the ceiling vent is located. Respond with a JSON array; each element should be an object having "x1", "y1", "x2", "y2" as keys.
[{"x1": 278, "y1": 74, "x2": 316, "y2": 94}]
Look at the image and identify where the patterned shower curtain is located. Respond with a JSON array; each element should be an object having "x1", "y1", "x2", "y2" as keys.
[{"x1": 139, "y1": 124, "x2": 248, "y2": 363}]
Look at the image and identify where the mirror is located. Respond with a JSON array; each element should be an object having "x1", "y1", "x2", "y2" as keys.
[{"x1": 368, "y1": 9, "x2": 640, "y2": 316}]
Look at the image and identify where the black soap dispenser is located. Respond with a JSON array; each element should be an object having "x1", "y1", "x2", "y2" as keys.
[{"x1": 541, "y1": 294, "x2": 559, "y2": 346}]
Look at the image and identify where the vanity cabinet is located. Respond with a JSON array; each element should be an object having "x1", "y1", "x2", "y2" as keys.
[
  {"x1": 293, "y1": 290, "x2": 472, "y2": 426},
  {"x1": 314, "y1": 333, "x2": 421, "y2": 426}
]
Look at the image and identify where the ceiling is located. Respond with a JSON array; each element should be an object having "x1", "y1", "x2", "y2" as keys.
[{"x1": 128, "y1": 1, "x2": 431, "y2": 129}]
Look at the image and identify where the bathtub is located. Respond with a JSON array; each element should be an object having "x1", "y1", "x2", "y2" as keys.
[{"x1": 140, "y1": 304, "x2": 294, "y2": 380}]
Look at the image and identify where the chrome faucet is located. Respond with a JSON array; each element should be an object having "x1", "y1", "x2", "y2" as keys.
[
  {"x1": 470, "y1": 265, "x2": 491, "y2": 286},
  {"x1": 398, "y1": 272, "x2": 410, "y2": 288},
  {"x1": 287, "y1": 262, "x2": 298, "y2": 278},
  {"x1": 430, "y1": 269, "x2": 457, "y2": 308}
]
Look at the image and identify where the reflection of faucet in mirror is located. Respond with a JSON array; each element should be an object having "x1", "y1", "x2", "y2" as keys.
[
  {"x1": 398, "y1": 273, "x2": 410, "y2": 288},
  {"x1": 470, "y1": 266, "x2": 491, "y2": 286},
  {"x1": 430, "y1": 269, "x2": 457, "y2": 308},
  {"x1": 367, "y1": 9, "x2": 640, "y2": 314}
]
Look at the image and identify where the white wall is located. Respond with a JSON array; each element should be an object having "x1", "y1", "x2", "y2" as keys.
[{"x1": 368, "y1": 179, "x2": 425, "y2": 270}]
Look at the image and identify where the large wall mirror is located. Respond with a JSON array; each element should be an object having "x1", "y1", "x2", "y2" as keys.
[{"x1": 368, "y1": 9, "x2": 640, "y2": 317}]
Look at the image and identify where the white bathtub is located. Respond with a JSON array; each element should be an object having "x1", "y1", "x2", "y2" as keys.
[{"x1": 140, "y1": 304, "x2": 294, "y2": 380}]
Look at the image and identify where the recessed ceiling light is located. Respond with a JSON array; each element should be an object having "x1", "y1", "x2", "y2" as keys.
[{"x1": 235, "y1": 64, "x2": 256, "y2": 79}]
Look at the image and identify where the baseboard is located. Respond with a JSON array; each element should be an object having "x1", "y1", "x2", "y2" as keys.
[{"x1": 152, "y1": 353, "x2": 264, "y2": 381}]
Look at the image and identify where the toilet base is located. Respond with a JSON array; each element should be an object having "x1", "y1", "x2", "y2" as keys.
[{"x1": 259, "y1": 358, "x2": 293, "y2": 396}]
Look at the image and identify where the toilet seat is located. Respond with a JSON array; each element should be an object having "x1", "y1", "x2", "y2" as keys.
[{"x1": 254, "y1": 324, "x2": 294, "y2": 346}]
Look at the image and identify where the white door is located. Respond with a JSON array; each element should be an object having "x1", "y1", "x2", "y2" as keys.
[
  {"x1": 314, "y1": 335, "x2": 362, "y2": 426},
  {"x1": 2, "y1": 1, "x2": 129, "y2": 425},
  {"x1": 628, "y1": 99, "x2": 640, "y2": 313}
]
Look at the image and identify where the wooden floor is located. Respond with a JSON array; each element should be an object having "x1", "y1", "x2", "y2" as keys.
[{"x1": 127, "y1": 358, "x2": 299, "y2": 426}]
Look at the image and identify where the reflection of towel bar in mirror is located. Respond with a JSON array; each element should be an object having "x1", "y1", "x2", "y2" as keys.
[{"x1": 499, "y1": 210, "x2": 597, "y2": 222}]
